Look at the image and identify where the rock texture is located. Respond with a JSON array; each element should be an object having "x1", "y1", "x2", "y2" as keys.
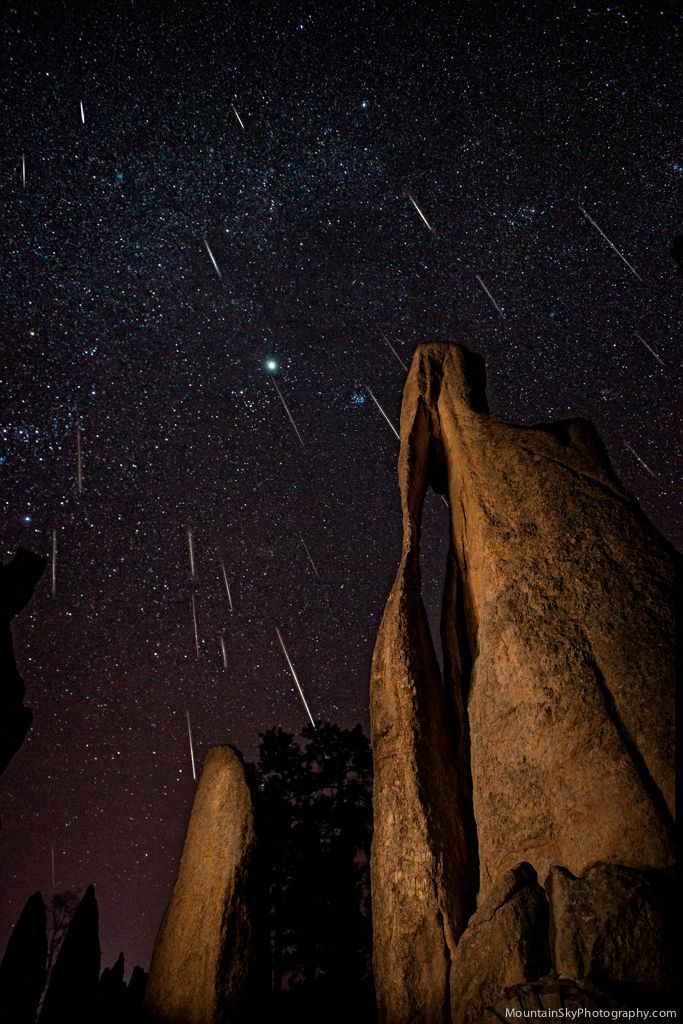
[
  {"x1": 0, "y1": 890, "x2": 47, "y2": 1024},
  {"x1": 450, "y1": 864, "x2": 550, "y2": 1024},
  {"x1": 547, "y1": 863, "x2": 675, "y2": 1006},
  {"x1": 370, "y1": 353, "x2": 478, "y2": 1024},
  {"x1": 370, "y1": 342, "x2": 677, "y2": 1022},
  {"x1": 0, "y1": 548, "x2": 46, "y2": 776},
  {"x1": 144, "y1": 745, "x2": 265, "y2": 1024}
]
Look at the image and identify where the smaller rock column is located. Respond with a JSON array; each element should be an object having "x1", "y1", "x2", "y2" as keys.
[{"x1": 144, "y1": 745, "x2": 265, "y2": 1024}]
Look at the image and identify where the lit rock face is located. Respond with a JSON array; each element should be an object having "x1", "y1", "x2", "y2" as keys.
[
  {"x1": 144, "y1": 746, "x2": 265, "y2": 1024},
  {"x1": 370, "y1": 342, "x2": 676, "y2": 1023}
]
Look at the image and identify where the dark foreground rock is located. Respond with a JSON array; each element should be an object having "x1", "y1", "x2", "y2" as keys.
[
  {"x1": 0, "y1": 548, "x2": 46, "y2": 777},
  {"x1": 39, "y1": 884, "x2": 101, "y2": 1024},
  {"x1": 0, "y1": 890, "x2": 47, "y2": 1024}
]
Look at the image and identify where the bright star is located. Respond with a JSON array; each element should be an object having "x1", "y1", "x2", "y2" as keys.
[{"x1": 265, "y1": 358, "x2": 279, "y2": 372}]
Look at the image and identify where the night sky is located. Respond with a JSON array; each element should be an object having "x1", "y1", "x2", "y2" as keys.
[{"x1": 1, "y1": 0, "x2": 680, "y2": 975}]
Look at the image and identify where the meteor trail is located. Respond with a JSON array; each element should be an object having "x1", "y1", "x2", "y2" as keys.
[
  {"x1": 52, "y1": 529, "x2": 57, "y2": 598},
  {"x1": 220, "y1": 635, "x2": 228, "y2": 670},
  {"x1": 298, "y1": 530, "x2": 320, "y2": 578},
  {"x1": 365, "y1": 386, "x2": 400, "y2": 440},
  {"x1": 275, "y1": 627, "x2": 316, "y2": 730},
  {"x1": 80, "y1": 100, "x2": 85, "y2": 124},
  {"x1": 220, "y1": 561, "x2": 233, "y2": 611},
  {"x1": 21, "y1": 153, "x2": 26, "y2": 188},
  {"x1": 579, "y1": 206, "x2": 643, "y2": 282},
  {"x1": 624, "y1": 442, "x2": 656, "y2": 478},
  {"x1": 76, "y1": 428, "x2": 83, "y2": 492},
  {"x1": 187, "y1": 527, "x2": 196, "y2": 578},
  {"x1": 186, "y1": 710, "x2": 197, "y2": 781},
  {"x1": 407, "y1": 192, "x2": 434, "y2": 231},
  {"x1": 635, "y1": 333, "x2": 664, "y2": 366},
  {"x1": 191, "y1": 595, "x2": 200, "y2": 658},
  {"x1": 203, "y1": 236, "x2": 223, "y2": 280},
  {"x1": 476, "y1": 275, "x2": 505, "y2": 318},
  {"x1": 231, "y1": 103, "x2": 245, "y2": 131},
  {"x1": 379, "y1": 327, "x2": 408, "y2": 371},
  {"x1": 269, "y1": 375, "x2": 306, "y2": 448}
]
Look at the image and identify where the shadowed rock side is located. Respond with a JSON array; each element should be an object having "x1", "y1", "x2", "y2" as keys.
[
  {"x1": 370, "y1": 342, "x2": 677, "y2": 1022},
  {"x1": 144, "y1": 745, "x2": 265, "y2": 1024},
  {"x1": 0, "y1": 548, "x2": 46, "y2": 777}
]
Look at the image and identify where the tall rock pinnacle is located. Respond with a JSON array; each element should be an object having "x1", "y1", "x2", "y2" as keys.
[
  {"x1": 370, "y1": 342, "x2": 676, "y2": 1022},
  {"x1": 144, "y1": 745, "x2": 266, "y2": 1024}
]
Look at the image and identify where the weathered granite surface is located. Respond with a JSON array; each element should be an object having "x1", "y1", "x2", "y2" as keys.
[
  {"x1": 144, "y1": 745, "x2": 265, "y2": 1024},
  {"x1": 370, "y1": 342, "x2": 677, "y2": 1022}
]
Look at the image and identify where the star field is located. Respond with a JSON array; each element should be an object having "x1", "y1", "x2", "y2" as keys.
[{"x1": 1, "y1": 0, "x2": 681, "y2": 973}]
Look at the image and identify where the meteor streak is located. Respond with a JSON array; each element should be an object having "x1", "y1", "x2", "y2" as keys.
[
  {"x1": 191, "y1": 595, "x2": 200, "y2": 658},
  {"x1": 476, "y1": 275, "x2": 504, "y2": 318},
  {"x1": 76, "y1": 428, "x2": 83, "y2": 492},
  {"x1": 365, "y1": 386, "x2": 400, "y2": 440},
  {"x1": 579, "y1": 206, "x2": 643, "y2": 282},
  {"x1": 220, "y1": 635, "x2": 228, "y2": 670},
  {"x1": 407, "y1": 192, "x2": 434, "y2": 231},
  {"x1": 635, "y1": 333, "x2": 664, "y2": 366},
  {"x1": 298, "y1": 530, "x2": 320, "y2": 578},
  {"x1": 379, "y1": 327, "x2": 408, "y2": 371},
  {"x1": 275, "y1": 627, "x2": 316, "y2": 729},
  {"x1": 187, "y1": 527, "x2": 196, "y2": 578},
  {"x1": 21, "y1": 153, "x2": 26, "y2": 188},
  {"x1": 203, "y1": 236, "x2": 223, "y2": 280},
  {"x1": 231, "y1": 103, "x2": 245, "y2": 131},
  {"x1": 623, "y1": 442, "x2": 656, "y2": 478},
  {"x1": 80, "y1": 100, "x2": 85, "y2": 124},
  {"x1": 220, "y1": 561, "x2": 233, "y2": 611},
  {"x1": 270, "y1": 375, "x2": 306, "y2": 448},
  {"x1": 52, "y1": 529, "x2": 57, "y2": 598},
  {"x1": 186, "y1": 710, "x2": 197, "y2": 781}
]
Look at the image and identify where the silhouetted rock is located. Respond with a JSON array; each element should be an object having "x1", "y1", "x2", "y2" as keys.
[
  {"x1": 0, "y1": 890, "x2": 47, "y2": 1024},
  {"x1": 98, "y1": 952, "x2": 126, "y2": 1023},
  {"x1": 39, "y1": 884, "x2": 101, "y2": 1024},
  {"x1": 125, "y1": 965, "x2": 147, "y2": 1023},
  {"x1": 144, "y1": 745, "x2": 266, "y2": 1024},
  {"x1": 0, "y1": 548, "x2": 46, "y2": 776},
  {"x1": 370, "y1": 342, "x2": 677, "y2": 1021}
]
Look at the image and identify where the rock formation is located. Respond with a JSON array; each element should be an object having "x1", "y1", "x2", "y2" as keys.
[
  {"x1": 0, "y1": 890, "x2": 48, "y2": 1024},
  {"x1": 125, "y1": 965, "x2": 148, "y2": 1023},
  {"x1": 144, "y1": 745, "x2": 266, "y2": 1024},
  {"x1": 98, "y1": 952, "x2": 127, "y2": 1023},
  {"x1": 370, "y1": 342, "x2": 677, "y2": 1022},
  {"x1": 0, "y1": 548, "x2": 46, "y2": 777},
  {"x1": 39, "y1": 883, "x2": 101, "y2": 1024}
]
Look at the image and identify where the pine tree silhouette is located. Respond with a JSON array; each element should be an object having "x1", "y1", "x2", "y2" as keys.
[{"x1": 253, "y1": 722, "x2": 375, "y2": 1023}]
